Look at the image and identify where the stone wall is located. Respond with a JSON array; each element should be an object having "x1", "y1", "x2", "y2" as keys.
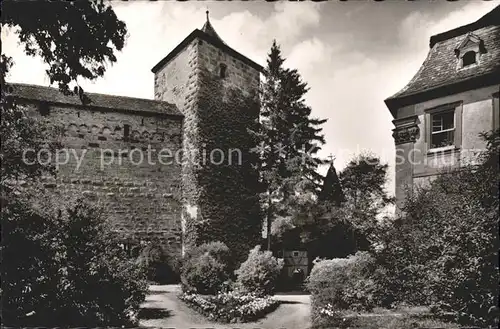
[
  {"x1": 26, "y1": 101, "x2": 184, "y2": 255},
  {"x1": 154, "y1": 36, "x2": 262, "y2": 261}
]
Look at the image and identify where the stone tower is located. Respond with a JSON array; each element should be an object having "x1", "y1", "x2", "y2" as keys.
[{"x1": 151, "y1": 12, "x2": 263, "y2": 261}]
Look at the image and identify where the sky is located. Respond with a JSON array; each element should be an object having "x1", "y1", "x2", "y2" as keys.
[{"x1": 2, "y1": 0, "x2": 499, "y2": 197}]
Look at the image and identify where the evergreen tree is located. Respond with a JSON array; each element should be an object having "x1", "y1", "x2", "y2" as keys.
[
  {"x1": 251, "y1": 40, "x2": 327, "y2": 250},
  {"x1": 318, "y1": 161, "x2": 345, "y2": 207}
]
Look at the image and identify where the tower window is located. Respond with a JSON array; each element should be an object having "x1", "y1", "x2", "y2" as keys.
[
  {"x1": 219, "y1": 63, "x2": 227, "y2": 79},
  {"x1": 462, "y1": 51, "x2": 476, "y2": 67},
  {"x1": 124, "y1": 124, "x2": 130, "y2": 141},
  {"x1": 38, "y1": 102, "x2": 50, "y2": 116}
]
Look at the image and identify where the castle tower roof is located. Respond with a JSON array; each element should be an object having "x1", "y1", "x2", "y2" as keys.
[
  {"x1": 151, "y1": 11, "x2": 263, "y2": 73},
  {"x1": 201, "y1": 10, "x2": 226, "y2": 45}
]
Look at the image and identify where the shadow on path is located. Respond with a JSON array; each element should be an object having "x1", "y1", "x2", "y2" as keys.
[{"x1": 138, "y1": 307, "x2": 172, "y2": 320}]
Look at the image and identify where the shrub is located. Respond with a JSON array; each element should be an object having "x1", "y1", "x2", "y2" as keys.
[
  {"x1": 180, "y1": 241, "x2": 231, "y2": 294},
  {"x1": 137, "y1": 243, "x2": 181, "y2": 284},
  {"x1": 179, "y1": 291, "x2": 280, "y2": 323},
  {"x1": 234, "y1": 245, "x2": 284, "y2": 297},
  {"x1": 1, "y1": 191, "x2": 148, "y2": 327},
  {"x1": 371, "y1": 130, "x2": 499, "y2": 327},
  {"x1": 307, "y1": 251, "x2": 377, "y2": 326}
]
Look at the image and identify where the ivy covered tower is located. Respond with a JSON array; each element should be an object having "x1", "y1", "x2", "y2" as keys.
[{"x1": 151, "y1": 12, "x2": 263, "y2": 261}]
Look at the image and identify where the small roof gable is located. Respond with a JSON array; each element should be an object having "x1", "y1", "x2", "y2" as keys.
[
  {"x1": 456, "y1": 32, "x2": 481, "y2": 51},
  {"x1": 385, "y1": 5, "x2": 500, "y2": 114},
  {"x1": 7, "y1": 83, "x2": 182, "y2": 117}
]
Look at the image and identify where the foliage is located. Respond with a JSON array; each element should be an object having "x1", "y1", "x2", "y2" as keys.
[
  {"x1": 318, "y1": 162, "x2": 345, "y2": 206},
  {"x1": 1, "y1": 0, "x2": 127, "y2": 189},
  {"x1": 180, "y1": 241, "x2": 231, "y2": 295},
  {"x1": 1, "y1": 190, "x2": 147, "y2": 327},
  {"x1": 2, "y1": 0, "x2": 126, "y2": 95},
  {"x1": 339, "y1": 153, "x2": 394, "y2": 245},
  {"x1": 234, "y1": 245, "x2": 284, "y2": 297},
  {"x1": 307, "y1": 251, "x2": 377, "y2": 326},
  {"x1": 137, "y1": 242, "x2": 181, "y2": 284},
  {"x1": 179, "y1": 291, "x2": 280, "y2": 323},
  {"x1": 185, "y1": 71, "x2": 262, "y2": 264},
  {"x1": 272, "y1": 154, "x2": 391, "y2": 261},
  {"x1": 372, "y1": 129, "x2": 499, "y2": 326},
  {"x1": 1, "y1": 58, "x2": 61, "y2": 191},
  {"x1": 250, "y1": 40, "x2": 327, "y2": 250}
]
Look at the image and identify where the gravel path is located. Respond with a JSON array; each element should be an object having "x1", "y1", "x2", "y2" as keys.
[{"x1": 139, "y1": 285, "x2": 311, "y2": 329}]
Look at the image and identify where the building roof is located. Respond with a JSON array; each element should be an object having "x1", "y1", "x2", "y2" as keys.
[
  {"x1": 151, "y1": 13, "x2": 263, "y2": 74},
  {"x1": 385, "y1": 5, "x2": 500, "y2": 113},
  {"x1": 201, "y1": 10, "x2": 226, "y2": 45},
  {"x1": 7, "y1": 83, "x2": 182, "y2": 117}
]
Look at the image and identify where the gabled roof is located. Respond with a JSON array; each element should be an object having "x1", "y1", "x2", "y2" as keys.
[
  {"x1": 7, "y1": 83, "x2": 182, "y2": 117},
  {"x1": 385, "y1": 5, "x2": 500, "y2": 114},
  {"x1": 151, "y1": 13, "x2": 263, "y2": 74}
]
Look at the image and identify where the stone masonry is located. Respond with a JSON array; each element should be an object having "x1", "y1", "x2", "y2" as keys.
[
  {"x1": 9, "y1": 14, "x2": 263, "y2": 257},
  {"x1": 152, "y1": 14, "x2": 262, "y2": 256}
]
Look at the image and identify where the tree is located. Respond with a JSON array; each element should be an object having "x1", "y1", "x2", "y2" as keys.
[
  {"x1": 2, "y1": 191, "x2": 147, "y2": 326},
  {"x1": 0, "y1": 2, "x2": 144, "y2": 326},
  {"x1": 373, "y1": 130, "x2": 499, "y2": 326},
  {"x1": 318, "y1": 161, "x2": 345, "y2": 207},
  {"x1": 338, "y1": 153, "x2": 393, "y2": 245},
  {"x1": 251, "y1": 40, "x2": 327, "y2": 250},
  {"x1": 1, "y1": 1, "x2": 127, "y2": 188},
  {"x1": 2, "y1": 0, "x2": 126, "y2": 94}
]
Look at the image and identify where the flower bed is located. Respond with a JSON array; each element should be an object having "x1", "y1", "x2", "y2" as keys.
[{"x1": 179, "y1": 291, "x2": 280, "y2": 323}]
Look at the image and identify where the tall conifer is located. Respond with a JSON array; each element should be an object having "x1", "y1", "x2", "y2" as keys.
[{"x1": 252, "y1": 40, "x2": 327, "y2": 249}]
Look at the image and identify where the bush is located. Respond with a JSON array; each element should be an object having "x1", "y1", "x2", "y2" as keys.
[
  {"x1": 1, "y1": 191, "x2": 148, "y2": 327},
  {"x1": 137, "y1": 243, "x2": 181, "y2": 284},
  {"x1": 234, "y1": 245, "x2": 284, "y2": 297},
  {"x1": 179, "y1": 291, "x2": 280, "y2": 323},
  {"x1": 307, "y1": 251, "x2": 377, "y2": 327},
  {"x1": 180, "y1": 241, "x2": 231, "y2": 294},
  {"x1": 372, "y1": 129, "x2": 499, "y2": 326}
]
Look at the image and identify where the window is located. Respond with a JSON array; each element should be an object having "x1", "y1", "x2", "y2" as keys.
[
  {"x1": 462, "y1": 51, "x2": 476, "y2": 67},
  {"x1": 430, "y1": 110, "x2": 455, "y2": 149},
  {"x1": 123, "y1": 124, "x2": 130, "y2": 141},
  {"x1": 455, "y1": 33, "x2": 483, "y2": 69},
  {"x1": 219, "y1": 63, "x2": 227, "y2": 79},
  {"x1": 292, "y1": 251, "x2": 300, "y2": 257},
  {"x1": 494, "y1": 92, "x2": 499, "y2": 131},
  {"x1": 38, "y1": 102, "x2": 50, "y2": 116}
]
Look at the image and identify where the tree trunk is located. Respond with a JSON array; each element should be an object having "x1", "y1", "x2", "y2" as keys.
[{"x1": 267, "y1": 194, "x2": 272, "y2": 251}]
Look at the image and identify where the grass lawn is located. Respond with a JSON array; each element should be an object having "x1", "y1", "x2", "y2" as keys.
[{"x1": 315, "y1": 306, "x2": 463, "y2": 329}]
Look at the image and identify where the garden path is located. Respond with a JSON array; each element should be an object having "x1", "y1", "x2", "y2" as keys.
[{"x1": 139, "y1": 284, "x2": 311, "y2": 329}]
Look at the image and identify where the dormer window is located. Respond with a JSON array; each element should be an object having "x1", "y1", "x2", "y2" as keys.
[
  {"x1": 462, "y1": 51, "x2": 477, "y2": 67},
  {"x1": 219, "y1": 63, "x2": 227, "y2": 79},
  {"x1": 455, "y1": 32, "x2": 484, "y2": 69}
]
